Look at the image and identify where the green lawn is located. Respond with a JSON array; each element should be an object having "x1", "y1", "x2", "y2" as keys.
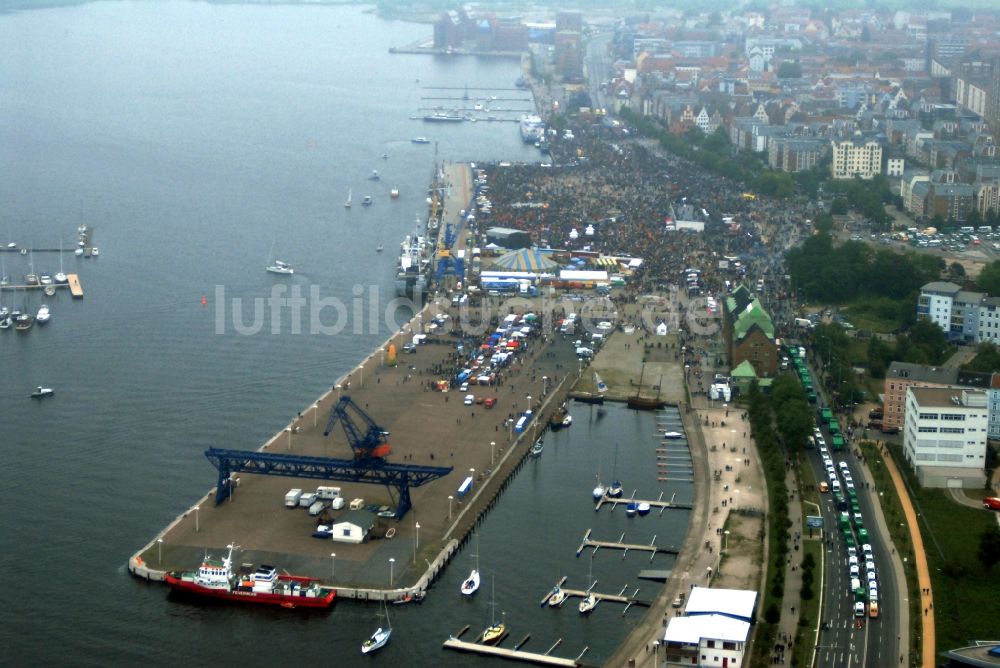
[{"x1": 883, "y1": 443, "x2": 1000, "y2": 653}]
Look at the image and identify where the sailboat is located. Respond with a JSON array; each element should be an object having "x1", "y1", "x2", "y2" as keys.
[
  {"x1": 578, "y1": 558, "x2": 597, "y2": 614},
  {"x1": 360, "y1": 599, "x2": 392, "y2": 654},
  {"x1": 592, "y1": 470, "x2": 606, "y2": 501},
  {"x1": 25, "y1": 250, "x2": 38, "y2": 285},
  {"x1": 54, "y1": 239, "x2": 67, "y2": 284},
  {"x1": 265, "y1": 240, "x2": 294, "y2": 275},
  {"x1": 480, "y1": 576, "x2": 505, "y2": 645},
  {"x1": 607, "y1": 443, "x2": 623, "y2": 498},
  {"x1": 1, "y1": 252, "x2": 9, "y2": 286},
  {"x1": 344, "y1": 188, "x2": 352, "y2": 208},
  {"x1": 460, "y1": 532, "x2": 480, "y2": 595},
  {"x1": 627, "y1": 364, "x2": 665, "y2": 410},
  {"x1": 575, "y1": 370, "x2": 607, "y2": 405}
]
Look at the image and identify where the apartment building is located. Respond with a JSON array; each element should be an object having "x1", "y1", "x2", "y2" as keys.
[{"x1": 831, "y1": 137, "x2": 883, "y2": 179}]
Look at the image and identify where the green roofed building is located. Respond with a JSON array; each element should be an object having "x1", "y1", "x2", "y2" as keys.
[{"x1": 723, "y1": 285, "x2": 778, "y2": 378}]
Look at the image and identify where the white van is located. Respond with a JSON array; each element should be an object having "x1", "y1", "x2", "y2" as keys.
[
  {"x1": 299, "y1": 492, "x2": 318, "y2": 508},
  {"x1": 285, "y1": 488, "x2": 303, "y2": 507},
  {"x1": 316, "y1": 486, "x2": 342, "y2": 500}
]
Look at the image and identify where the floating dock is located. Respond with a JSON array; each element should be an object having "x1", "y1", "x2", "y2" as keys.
[
  {"x1": 67, "y1": 274, "x2": 83, "y2": 298},
  {"x1": 0, "y1": 273, "x2": 83, "y2": 298},
  {"x1": 575, "y1": 529, "x2": 679, "y2": 558}
]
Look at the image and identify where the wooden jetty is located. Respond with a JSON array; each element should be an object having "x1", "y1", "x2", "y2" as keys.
[
  {"x1": 594, "y1": 491, "x2": 692, "y2": 513},
  {"x1": 576, "y1": 529, "x2": 679, "y2": 558},
  {"x1": 443, "y1": 624, "x2": 590, "y2": 667},
  {"x1": 0, "y1": 273, "x2": 83, "y2": 298}
]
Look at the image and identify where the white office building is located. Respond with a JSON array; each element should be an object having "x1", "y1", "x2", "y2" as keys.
[{"x1": 903, "y1": 387, "x2": 988, "y2": 488}]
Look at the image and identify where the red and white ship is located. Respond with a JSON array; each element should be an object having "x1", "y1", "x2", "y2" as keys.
[{"x1": 164, "y1": 544, "x2": 335, "y2": 609}]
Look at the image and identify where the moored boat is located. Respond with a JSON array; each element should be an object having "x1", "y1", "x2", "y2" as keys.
[
  {"x1": 663, "y1": 431, "x2": 683, "y2": 439},
  {"x1": 362, "y1": 195, "x2": 373, "y2": 206},
  {"x1": 31, "y1": 386, "x2": 54, "y2": 398},
  {"x1": 390, "y1": 187, "x2": 399, "y2": 198},
  {"x1": 360, "y1": 600, "x2": 391, "y2": 654},
  {"x1": 547, "y1": 586, "x2": 566, "y2": 607},
  {"x1": 530, "y1": 439, "x2": 544, "y2": 457},
  {"x1": 14, "y1": 312, "x2": 34, "y2": 331},
  {"x1": 163, "y1": 544, "x2": 335, "y2": 609},
  {"x1": 637, "y1": 502, "x2": 651, "y2": 516},
  {"x1": 411, "y1": 137, "x2": 430, "y2": 144},
  {"x1": 548, "y1": 402, "x2": 568, "y2": 430},
  {"x1": 36, "y1": 304, "x2": 50, "y2": 324},
  {"x1": 578, "y1": 592, "x2": 597, "y2": 614},
  {"x1": 625, "y1": 502, "x2": 638, "y2": 517}
]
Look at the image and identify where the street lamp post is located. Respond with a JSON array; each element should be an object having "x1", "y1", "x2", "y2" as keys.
[
  {"x1": 389, "y1": 558, "x2": 395, "y2": 587},
  {"x1": 331, "y1": 552, "x2": 336, "y2": 579},
  {"x1": 491, "y1": 440, "x2": 496, "y2": 467},
  {"x1": 723, "y1": 530, "x2": 730, "y2": 554},
  {"x1": 542, "y1": 375, "x2": 548, "y2": 396},
  {"x1": 314, "y1": 402, "x2": 319, "y2": 427},
  {"x1": 157, "y1": 538, "x2": 163, "y2": 565},
  {"x1": 286, "y1": 427, "x2": 292, "y2": 450},
  {"x1": 194, "y1": 506, "x2": 200, "y2": 532},
  {"x1": 448, "y1": 495, "x2": 454, "y2": 519},
  {"x1": 414, "y1": 522, "x2": 421, "y2": 563},
  {"x1": 526, "y1": 395, "x2": 532, "y2": 413}
]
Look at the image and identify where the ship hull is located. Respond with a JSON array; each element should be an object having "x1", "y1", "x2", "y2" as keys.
[
  {"x1": 627, "y1": 397, "x2": 664, "y2": 410},
  {"x1": 164, "y1": 574, "x2": 335, "y2": 609}
]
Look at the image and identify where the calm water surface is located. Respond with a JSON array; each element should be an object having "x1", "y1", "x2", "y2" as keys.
[{"x1": 0, "y1": 4, "x2": 692, "y2": 665}]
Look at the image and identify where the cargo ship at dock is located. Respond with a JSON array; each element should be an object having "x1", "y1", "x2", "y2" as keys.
[{"x1": 163, "y1": 544, "x2": 336, "y2": 609}]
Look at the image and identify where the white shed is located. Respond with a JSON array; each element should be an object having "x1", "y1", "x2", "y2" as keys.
[
  {"x1": 329, "y1": 510, "x2": 375, "y2": 544},
  {"x1": 655, "y1": 321, "x2": 669, "y2": 336}
]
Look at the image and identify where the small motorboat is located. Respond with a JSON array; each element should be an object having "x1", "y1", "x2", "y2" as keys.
[
  {"x1": 0, "y1": 316, "x2": 11, "y2": 330},
  {"x1": 625, "y1": 502, "x2": 638, "y2": 517},
  {"x1": 530, "y1": 439, "x2": 544, "y2": 457},
  {"x1": 390, "y1": 187, "x2": 399, "y2": 198},
  {"x1": 608, "y1": 481, "x2": 623, "y2": 498},
  {"x1": 663, "y1": 431, "x2": 684, "y2": 439},
  {"x1": 369, "y1": 170, "x2": 380, "y2": 181},
  {"x1": 578, "y1": 592, "x2": 597, "y2": 614},
  {"x1": 562, "y1": 415, "x2": 573, "y2": 427},
  {"x1": 547, "y1": 586, "x2": 566, "y2": 607},
  {"x1": 31, "y1": 386, "x2": 54, "y2": 398},
  {"x1": 376, "y1": 244, "x2": 384, "y2": 253},
  {"x1": 411, "y1": 137, "x2": 430, "y2": 144},
  {"x1": 36, "y1": 304, "x2": 50, "y2": 324},
  {"x1": 74, "y1": 248, "x2": 84, "y2": 257},
  {"x1": 91, "y1": 247, "x2": 100, "y2": 257},
  {"x1": 44, "y1": 286, "x2": 56, "y2": 296},
  {"x1": 362, "y1": 196, "x2": 373, "y2": 206},
  {"x1": 637, "y1": 502, "x2": 651, "y2": 516},
  {"x1": 39, "y1": 274, "x2": 53, "y2": 285},
  {"x1": 54, "y1": 272, "x2": 67, "y2": 284}
]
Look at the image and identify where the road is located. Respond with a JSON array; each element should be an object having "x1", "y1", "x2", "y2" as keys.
[
  {"x1": 805, "y1": 391, "x2": 903, "y2": 667},
  {"x1": 583, "y1": 31, "x2": 612, "y2": 111}
]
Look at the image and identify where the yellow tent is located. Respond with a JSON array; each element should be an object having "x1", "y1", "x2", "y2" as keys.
[{"x1": 386, "y1": 343, "x2": 397, "y2": 367}]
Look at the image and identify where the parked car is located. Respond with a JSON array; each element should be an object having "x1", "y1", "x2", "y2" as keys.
[{"x1": 463, "y1": 394, "x2": 475, "y2": 406}]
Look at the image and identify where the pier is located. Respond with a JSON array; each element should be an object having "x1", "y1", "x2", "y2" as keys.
[
  {"x1": 443, "y1": 623, "x2": 594, "y2": 667},
  {"x1": 575, "y1": 529, "x2": 679, "y2": 558}
]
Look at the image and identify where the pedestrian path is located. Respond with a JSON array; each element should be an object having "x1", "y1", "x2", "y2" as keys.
[
  {"x1": 774, "y1": 468, "x2": 803, "y2": 665},
  {"x1": 882, "y1": 449, "x2": 934, "y2": 668}
]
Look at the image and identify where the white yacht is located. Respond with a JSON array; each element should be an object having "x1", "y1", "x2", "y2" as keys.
[{"x1": 36, "y1": 304, "x2": 50, "y2": 324}]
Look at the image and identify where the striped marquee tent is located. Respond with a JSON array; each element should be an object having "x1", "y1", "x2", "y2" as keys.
[{"x1": 491, "y1": 248, "x2": 560, "y2": 272}]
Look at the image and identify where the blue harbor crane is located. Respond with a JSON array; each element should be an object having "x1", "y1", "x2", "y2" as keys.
[
  {"x1": 204, "y1": 396, "x2": 451, "y2": 519},
  {"x1": 434, "y1": 221, "x2": 465, "y2": 282}
]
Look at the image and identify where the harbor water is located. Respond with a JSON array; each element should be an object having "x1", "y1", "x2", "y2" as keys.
[{"x1": 0, "y1": 3, "x2": 693, "y2": 665}]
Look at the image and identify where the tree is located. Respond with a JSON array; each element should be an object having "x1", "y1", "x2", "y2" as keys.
[
  {"x1": 777, "y1": 60, "x2": 802, "y2": 79},
  {"x1": 977, "y1": 261, "x2": 1000, "y2": 295},
  {"x1": 977, "y1": 526, "x2": 1000, "y2": 572},
  {"x1": 831, "y1": 197, "x2": 849, "y2": 215},
  {"x1": 948, "y1": 262, "x2": 966, "y2": 280},
  {"x1": 962, "y1": 343, "x2": 1000, "y2": 373},
  {"x1": 906, "y1": 319, "x2": 949, "y2": 364}
]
